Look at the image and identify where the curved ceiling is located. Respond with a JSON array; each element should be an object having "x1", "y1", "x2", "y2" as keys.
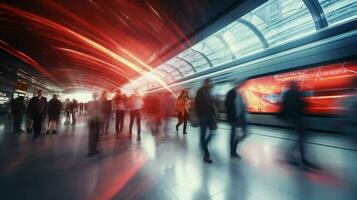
[
  {"x1": 125, "y1": 0, "x2": 357, "y2": 93},
  {"x1": 0, "y1": 0, "x2": 242, "y2": 92}
]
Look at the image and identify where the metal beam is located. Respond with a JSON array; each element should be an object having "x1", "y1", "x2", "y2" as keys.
[
  {"x1": 302, "y1": 0, "x2": 328, "y2": 29},
  {"x1": 237, "y1": 18, "x2": 269, "y2": 48},
  {"x1": 175, "y1": 57, "x2": 197, "y2": 73},
  {"x1": 163, "y1": 63, "x2": 184, "y2": 77},
  {"x1": 190, "y1": 49, "x2": 213, "y2": 67},
  {"x1": 214, "y1": 34, "x2": 236, "y2": 60},
  {"x1": 153, "y1": 69, "x2": 176, "y2": 82}
]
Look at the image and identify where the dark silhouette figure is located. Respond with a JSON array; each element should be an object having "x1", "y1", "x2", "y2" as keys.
[
  {"x1": 129, "y1": 90, "x2": 143, "y2": 141},
  {"x1": 175, "y1": 90, "x2": 190, "y2": 134},
  {"x1": 114, "y1": 90, "x2": 126, "y2": 135},
  {"x1": 70, "y1": 99, "x2": 78, "y2": 125},
  {"x1": 25, "y1": 98, "x2": 33, "y2": 133},
  {"x1": 64, "y1": 98, "x2": 71, "y2": 125},
  {"x1": 143, "y1": 94, "x2": 162, "y2": 134},
  {"x1": 79, "y1": 102, "x2": 84, "y2": 115},
  {"x1": 27, "y1": 90, "x2": 47, "y2": 140},
  {"x1": 87, "y1": 93, "x2": 102, "y2": 156},
  {"x1": 47, "y1": 94, "x2": 62, "y2": 134},
  {"x1": 84, "y1": 102, "x2": 87, "y2": 116},
  {"x1": 160, "y1": 91, "x2": 174, "y2": 134},
  {"x1": 9, "y1": 97, "x2": 14, "y2": 120},
  {"x1": 195, "y1": 79, "x2": 218, "y2": 163},
  {"x1": 280, "y1": 81, "x2": 319, "y2": 169},
  {"x1": 12, "y1": 96, "x2": 26, "y2": 133},
  {"x1": 100, "y1": 91, "x2": 112, "y2": 134},
  {"x1": 225, "y1": 81, "x2": 248, "y2": 159}
]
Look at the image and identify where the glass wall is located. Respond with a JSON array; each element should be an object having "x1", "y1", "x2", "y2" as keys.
[{"x1": 243, "y1": 0, "x2": 315, "y2": 46}]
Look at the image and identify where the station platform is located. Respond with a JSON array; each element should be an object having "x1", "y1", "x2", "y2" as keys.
[{"x1": 0, "y1": 115, "x2": 356, "y2": 200}]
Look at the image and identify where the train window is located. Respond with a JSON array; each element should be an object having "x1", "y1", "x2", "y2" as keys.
[
  {"x1": 243, "y1": 0, "x2": 316, "y2": 47},
  {"x1": 318, "y1": 0, "x2": 357, "y2": 27}
]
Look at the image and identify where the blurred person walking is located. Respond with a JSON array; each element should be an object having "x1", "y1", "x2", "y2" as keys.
[
  {"x1": 8, "y1": 97, "x2": 14, "y2": 120},
  {"x1": 64, "y1": 99, "x2": 71, "y2": 125},
  {"x1": 84, "y1": 102, "x2": 87, "y2": 116},
  {"x1": 25, "y1": 98, "x2": 33, "y2": 134},
  {"x1": 195, "y1": 79, "x2": 218, "y2": 163},
  {"x1": 79, "y1": 102, "x2": 84, "y2": 115},
  {"x1": 114, "y1": 90, "x2": 126, "y2": 136},
  {"x1": 143, "y1": 95, "x2": 161, "y2": 134},
  {"x1": 100, "y1": 91, "x2": 112, "y2": 134},
  {"x1": 129, "y1": 90, "x2": 143, "y2": 141},
  {"x1": 12, "y1": 96, "x2": 26, "y2": 133},
  {"x1": 161, "y1": 91, "x2": 174, "y2": 134},
  {"x1": 87, "y1": 93, "x2": 102, "y2": 156},
  {"x1": 27, "y1": 90, "x2": 47, "y2": 140},
  {"x1": 225, "y1": 81, "x2": 248, "y2": 159},
  {"x1": 280, "y1": 81, "x2": 319, "y2": 169},
  {"x1": 175, "y1": 90, "x2": 190, "y2": 134},
  {"x1": 46, "y1": 94, "x2": 62, "y2": 134},
  {"x1": 70, "y1": 99, "x2": 78, "y2": 125}
]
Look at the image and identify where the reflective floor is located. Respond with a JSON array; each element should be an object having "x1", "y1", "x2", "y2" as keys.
[{"x1": 0, "y1": 115, "x2": 357, "y2": 200}]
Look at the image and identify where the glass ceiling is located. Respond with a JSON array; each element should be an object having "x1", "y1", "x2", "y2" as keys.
[{"x1": 125, "y1": 0, "x2": 357, "y2": 92}]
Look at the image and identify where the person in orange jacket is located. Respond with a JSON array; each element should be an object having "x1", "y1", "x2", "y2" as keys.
[{"x1": 175, "y1": 90, "x2": 190, "y2": 134}]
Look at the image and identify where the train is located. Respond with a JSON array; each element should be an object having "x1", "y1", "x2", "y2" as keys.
[{"x1": 147, "y1": 20, "x2": 357, "y2": 133}]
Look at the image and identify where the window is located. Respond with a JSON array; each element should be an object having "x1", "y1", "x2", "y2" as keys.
[
  {"x1": 219, "y1": 21, "x2": 263, "y2": 57},
  {"x1": 177, "y1": 49, "x2": 211, "y2": 72},
  {"x1": 191, "y1": 35, "x2": 232, "y2": 67},
  {"x1": 157, "y1": 64, "x2": 182, "y2": 80},
  {"x1": 124, "y1": 0, "x2": 356, "y2": 92},
  {"x1": 318, "y1": 0, "x2": 357, "y2": 26},
  {"x1": 166, "y1": 57, "x2": 195, "y2": 76},
  {"x1": 244, "y1": 0, "x2": 316, "y2": 47}
]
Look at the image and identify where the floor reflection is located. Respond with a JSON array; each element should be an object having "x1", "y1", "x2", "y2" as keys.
[{"x1": 0, "y1": 115, "x2": 356, "y2": 200}]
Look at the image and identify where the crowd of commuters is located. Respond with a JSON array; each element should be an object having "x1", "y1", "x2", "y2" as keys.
[
  {"x1": 193, "y1": 77, "x2": 355, "y2": 167},
  {"x1": 8, "y1": 77, "x2": 357, "y2": 169},
  {"x1": 86, "y1": 89, "x2": 180, "y2": 156},
  {"x1": 86, "y1": 90, "x2": 145, "y2": 156},
  {"x1": 64, "y1": 98, "x2": 79, "y2": 125},
  {"x1": 9, "y1": 90, "x2": 85, "y2": 140}
]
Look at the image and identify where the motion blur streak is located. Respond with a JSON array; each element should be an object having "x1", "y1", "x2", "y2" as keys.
[
  {"x1": 56, "y1": 47, "x2": 131, "y2": 80},
  {"x1": 240, "y1": 61, "x2": 357, "y2": 115},
  {"x1": 0, "y1": 40, "x2": 55, "y2": 80},
  {"x1": 0, "y1": 4, "x2": 172, "y2": 92},
  {"x1": 118, "y1": 48, "x2": 175, "y2": 94},
  {"x1": 45, "y1": 1, "x2": 129, "y2": 56},
  {"x1": 96, "y1": 155, "x2": 147, "y2": 200}
]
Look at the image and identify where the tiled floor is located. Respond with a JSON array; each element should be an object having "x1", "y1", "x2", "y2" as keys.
[{"x1": 0, "y1": 115, "x2": 356, "y2": 200}]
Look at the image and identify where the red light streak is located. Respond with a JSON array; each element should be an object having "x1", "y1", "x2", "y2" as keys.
[
  {"x1": 95, "y1": 154, "x2": 148, "y2": 200},
  {"x1": 56, "y1": 47, "x2": 131, "y2": 80},
  {"x1": 0, "y1": 40, "x2": 55, "y2": 80},
  {"x1": 0, "y1": 3, "x2": 179, "y2": 92}
]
